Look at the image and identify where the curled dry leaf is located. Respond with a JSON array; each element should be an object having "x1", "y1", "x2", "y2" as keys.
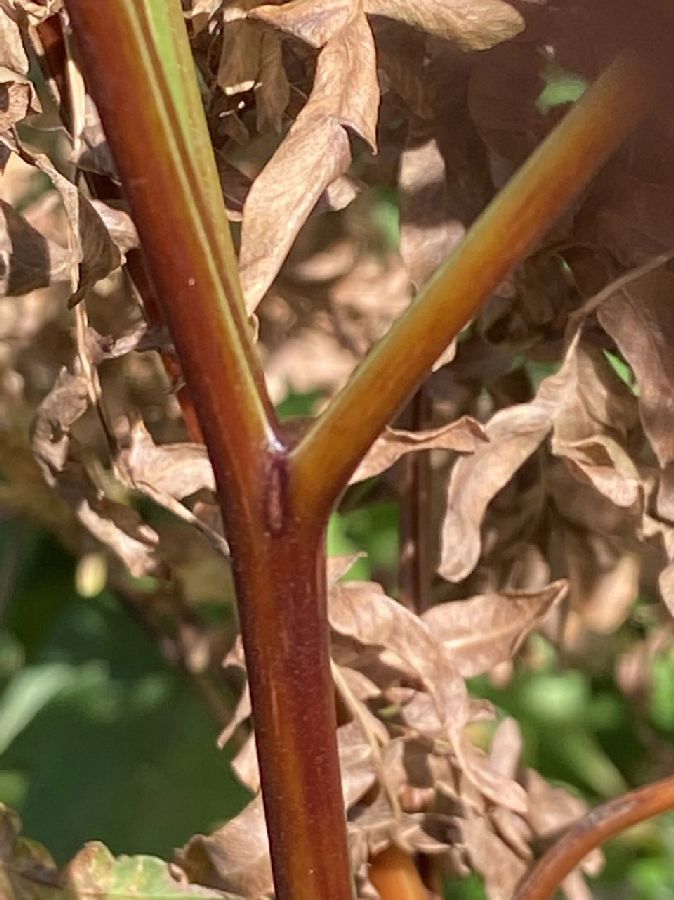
[
  {"x1": 217, "y1": 17, "x2": 261, "y2": 96},
  {"x1": 255, "y1": 32, "x2": 290, "y2": 133},
  {"x1": 0, "y1": 67, "x2": 41, "y2": 133},
  {"x1": 180, "y1": 724, "x2": 377, "y2": 897},
  {"x1": 373, "y1": 19, "x2": 433, "y2": 119},
  {"x1": 31, "y1": 369, "x2": 160, "y2": 578},
  {"x1": 399, "y1": 123, "x2": 465, "y2": 291},
  {"x1": 350, "y1": 416, "x2": 486, "y2": 483},
  {"x1": 177, "y1": 796, "x2": 273, "y2": 898},
  {"x1": 239, "y1": 13, "x2": 379, "y2": 311},
  {"x1": 122, "y1": 420, "x2": 215, "y2": 502},
  {"x1": 0, "y1": 10, "x2": 29, "y2": 74},
  {"x1": 440, "y1": 334, "x2": 640, "y2": 582},
  {"x1": 251, "y1": 0, "x2": 355, "y2": 49},
  {"x1": 0, "y1": 137, "x2": 122, "y2": 304},
  {"x1": 364, "y1": 0, "x2": 524, "y2": 50},
  {"x1": 329, "y1": 579, "x2": 527, "y2": 811},
  {"x1": 71, "y1": 94, "x2": 117, "y2": 181},
  {"x1": 0, "y1": 200, "x2": 72, "y2": 296},
  {"x1": 460, "y1": 816, "x2": 528, "y2": 900},
  {"x1": 120, "y1": 420, "x2": 227, "y2": 557},
  {"x1": 564, "y1": 529, "x2": 640, "y2": 634},
  {"x1": 596, "y1": 269, "x2": 674, "y2": 516},
  {"x1": 524, "y1": 768, "x2": 604, "y2": 879},
  {"x1": 421, "y1": 580, "x2": 566, "y2": 677},
  {"x1": 90, "y1": 200, "x2": 139, "y2": 255},
  {"x1": 440, "y1": 335, "x2": 581, "y2": 582}
]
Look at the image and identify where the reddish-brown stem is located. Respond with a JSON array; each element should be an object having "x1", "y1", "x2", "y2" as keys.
[
  {"x1": 64, "y1": 4, "x2": 352, "y2": 900},
  {"x1": 514, "y1": 774, "x2": 674, "y2": 900}
]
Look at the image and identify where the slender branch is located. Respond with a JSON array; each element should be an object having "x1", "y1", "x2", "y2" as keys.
[
  {"x1": 291, "y1": 50, "x2": 658, "y2": 519},
  {"x1": 397, "y1": 388, "x2": 433, "y2": 613},
  {"x1": 514, "y1": 774, "x2": 674, "y2": 900}
]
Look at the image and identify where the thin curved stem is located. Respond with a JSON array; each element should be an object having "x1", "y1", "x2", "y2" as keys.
[
  {"x1": 514, "y1": 774, "x2": 674, "y2": 900},
  {"x1": 291, "y1": 50, "x2": 657, "y2": 520}
]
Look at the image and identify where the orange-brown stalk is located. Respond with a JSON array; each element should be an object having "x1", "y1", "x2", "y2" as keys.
[{"x1": 515, "y1": 774, "x2": 674, "y2": 900}]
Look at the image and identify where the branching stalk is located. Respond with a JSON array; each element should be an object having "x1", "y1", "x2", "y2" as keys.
[
  {"x1": 64, "y1": 4, "x2": 353, "y2": 899},
  {"x1": 62, "y1": 5, "x2": 663, "y2": 899},
  {"x1": 514, "y1": 774, "x2": 674, "y2": 900},
  {"x1": 291, "y1": 50, "x2": 658, "y2": 519}
]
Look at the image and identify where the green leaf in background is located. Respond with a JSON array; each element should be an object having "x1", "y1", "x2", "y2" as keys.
[
  {"x1": 65, "y1": 842, "x2": 239, "y2": 899},
  {"x1": 0, "y1": 663, "x2": 74, "y2": 756},
  {"x1": 536, "y1": 57, "x2": 587, "y2": 114}
]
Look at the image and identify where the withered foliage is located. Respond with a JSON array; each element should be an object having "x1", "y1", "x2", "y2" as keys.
[{"x1": 3, "y1": 0, "x2": 674, "y2": 897}]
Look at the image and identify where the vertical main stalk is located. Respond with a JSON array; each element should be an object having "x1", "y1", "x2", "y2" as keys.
[
  {"x1": 227, "y1": 475, "x2": 352, "y2": 899},
  {"x1": 64, "y1": 3, "x2": 354, "y2": 898}
]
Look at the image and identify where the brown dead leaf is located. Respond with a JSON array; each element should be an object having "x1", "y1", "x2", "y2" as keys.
[
  {"x1": 255, "y1": 31, "x2": 290, "y2": 133},
  {"x1": 31, "y1": 368, "x2": 91, "y2": 478},
  {"x1": 0, "y1": 10, "x2": 29, "y2": 74},
  {"x1": 556, "y1": 434, "x2": 641, "y2": 509},
  {"x1": 0, "y1": 67, "x2": 41, "y2": 132},
  {"x1": 524, "y1": 768, "x2": 604, "y2": 878},
  {"x1": 239, "y1": 14, "x2": 379, "y2": 311},
  {"x1": 350, "y1": 417, "x2": 486, "y2": 483},
  {"x1": 460, "y1": 816, "x2": 528, "y2": 900},
  {"x1": 365, "y1": 0, "x2": 524, "y2": 50},
  {"x1": 251, "y1": 0, "x2": 355, "y2": 48},
  {"x1": 31, "y1": 370, "x2": 160, "y2": 578},
  {"x1": 177, "y1": 796, "x2": 273, "y2": 897},
  {"x1": 468, "y1": 40, "x2": 548, "y2": 168},
  {"x1": 440, "y1": 336, "x2": 581, "y2": 582},
  {"x1": 120, "y1": 420, "x2": 227, "y2": 557},
  {"x1": 11, "y1": 2, "x2": 63, "y2": 26},
  {"x1": 1, "y1": 137, "x2": 122, "y2": 304},
  {"x1": 71, "y1": 94, "x2": 117, "y2": 180},
  {"x1": 421, "y1": 581, "x2": 566, "y2": 677},
  {"x1": 90, "y1": 200, "x2": 138, "y2": 255},
  {"x1": 373, "y1": 19, "x2": 432, "y2": 119},
  {"x1": 217, "y1": 18, "x2": 262, "y2": 96},
  {"x1": 577, "y1": 159, "x2": 674, "y2": 270},
  {"x1": 564, "y1": 530, "x2": 639, "y2": 633},
  {"x1": 181, "y1": 723, "x2": 378, "y2": 895},
  {"x1": 329, "y1": 580, "x2": 526, "y2": 811},
  {"x1": 1, "y1": 199, "x2": 72, "y2": 296},
  {"x1": 440, "y1": 335, "x2": 641, "y2": 582},
  {"x1": 399, "y1": 123, "x2": 465, "y2": 291},
  {"x1": 122, "y1": 420, "x2": 215, "y2": 501},
  {"x1": 596, "y1": 269, "x2": 674, "y2": 511}
]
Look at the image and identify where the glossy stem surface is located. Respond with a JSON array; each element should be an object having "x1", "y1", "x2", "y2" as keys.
[
  {"x1": 514, "y1": 774, "x2": 674, "y2": 900},
  {"x1": 292, "y1": 50, "x2": 657, "y2": 518},
  {"x1": 64, "y1": 3, "x2": 353, "y2": 899}
]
